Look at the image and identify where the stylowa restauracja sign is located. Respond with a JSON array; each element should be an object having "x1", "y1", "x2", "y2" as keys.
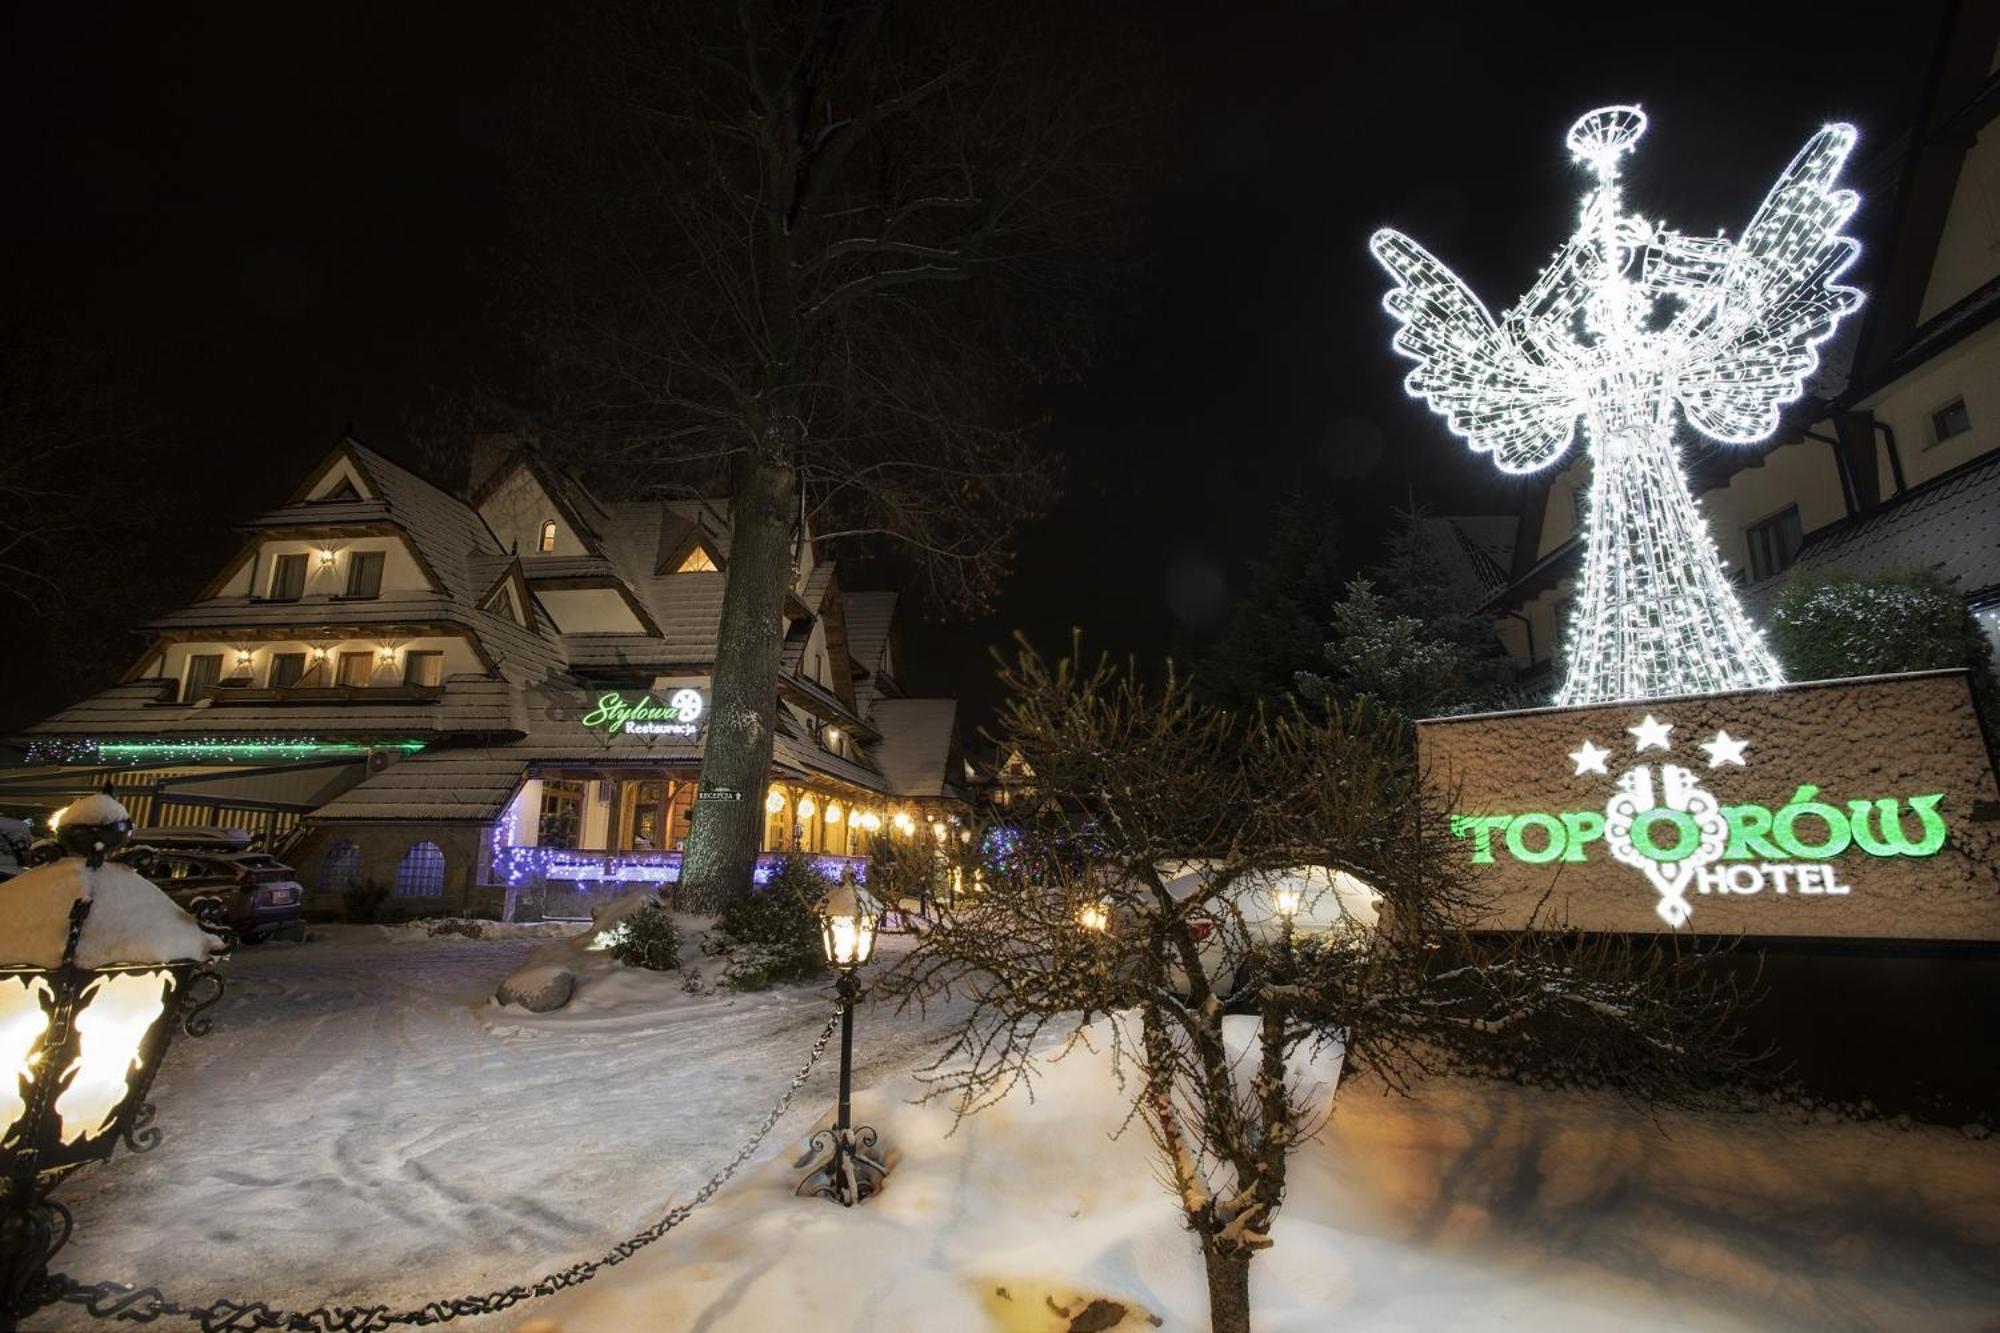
[
  {"x1": 580, "y1": 688, "x2": 707, "y2": 739},
  {"x1": 1416, "y1": 672, "x2": 2000, "y2": 941}
]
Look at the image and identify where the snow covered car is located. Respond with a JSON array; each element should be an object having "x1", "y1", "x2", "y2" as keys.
[
  {"x1": 1150, "y1": 862, "x2": 1382, "y2": 999},
  {"x1": 119, "y1": 845, "x2": 308, "y2": 943}
]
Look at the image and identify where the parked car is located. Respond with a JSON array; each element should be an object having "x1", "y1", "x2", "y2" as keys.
[
  {"x1": 119, "y1": 843, "x2": 308, "y2": 943},
  {"x1": 0, "y1": 816, "x2": 31, "y2": 882}
]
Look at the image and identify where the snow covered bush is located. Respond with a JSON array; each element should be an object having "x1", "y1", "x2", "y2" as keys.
[
  {"x1": 888, "y1": 639, "x2": 1746, "y2": 1333},
  {"x1": 1768, "y1": 568, "x2": 2000, "y2": 741},
  {"x1": 607, "y1": 898, "x2": 680, "y2": 971},
  {"x1": 713, "y1": 855, "x2": 826, "y2": 990},
  {"x1": 342, "y1": 879, "x2": 391, "y2": 923}
]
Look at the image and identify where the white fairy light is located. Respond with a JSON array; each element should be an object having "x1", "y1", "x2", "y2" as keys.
[{"x1": 1370, "y1": 106, "x2": 1864, "y2": 705}]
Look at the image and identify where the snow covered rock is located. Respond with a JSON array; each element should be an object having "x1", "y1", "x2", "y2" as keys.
[{"x1": 496, "y1": 962, "x2": 577, "y2": 1013}]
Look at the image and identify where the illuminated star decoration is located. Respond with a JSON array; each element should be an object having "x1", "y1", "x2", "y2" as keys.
[
  {"x1": 1369, "y1": 105, "x2": 1863, "y2": 705},
  {"x1": 1700, "y1": 729, "x2": 1749, "y2": 767},
  {"x1": 1628, "y1": 714, "x2": 1673, "y2": 751},
  {"x1": 1569, "y1": 739, "x2": 1612, "y2": 775}
]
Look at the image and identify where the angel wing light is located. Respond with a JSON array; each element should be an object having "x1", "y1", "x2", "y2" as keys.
[{"x1": 1368, "y1": 105, "x2": 1863, "y2": 705}]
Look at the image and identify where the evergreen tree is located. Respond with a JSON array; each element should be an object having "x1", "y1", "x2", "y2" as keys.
[
  {"x1": 1201, "y1": 495, "x2": 1344, "y2": 709},
  {"x1": 1300, "y1": 506, "x2": 1517, "y2": 720}
]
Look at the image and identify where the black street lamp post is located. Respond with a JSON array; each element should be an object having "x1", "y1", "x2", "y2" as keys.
[
  {"x1": 0, "y1": 796, "x2": 225, "y2": 1328},
  {"x1": 796, "y1": 874, "x2": 888, "y2": 1207}
]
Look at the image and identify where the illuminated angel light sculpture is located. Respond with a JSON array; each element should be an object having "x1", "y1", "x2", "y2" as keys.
[{"x1": 1370, "y1": 106, "x2": 1863, "y2": 705}]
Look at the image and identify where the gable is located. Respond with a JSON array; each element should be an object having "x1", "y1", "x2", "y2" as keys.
[{"x1": 294, "y1": 451, "x2": 377, "y2": 504}]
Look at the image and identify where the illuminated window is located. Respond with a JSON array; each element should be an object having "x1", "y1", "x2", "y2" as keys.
[
  {"x1": 1745, "y1": 506, "x2": 1803, "y2": 582},
  {"x1": 395, "y1": 841, "x2": 446, "y2": 897},
  {"x1": 539, "y1": 520, "x2": 558, "y2": 553},
  {"x1": 1931, "y1": 397, "x2": 1971, "y2": 445},
  {"x1": 336, "y1": 651, "x2": 373, "y2": 688},
  {"x1": 320, "y1": 840, "x2": 363, "y2": 893},
  {"x1": 676, "y1": 546, "x2": 718, "y2": 573}
]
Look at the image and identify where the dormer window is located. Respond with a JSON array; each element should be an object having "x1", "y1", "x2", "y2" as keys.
[
  {"x1": 538, "y1": 520, "x2": 558, "y2": 554},
  {"x1": 676, "y1": 546, "x2": 718, "y2": 573}
]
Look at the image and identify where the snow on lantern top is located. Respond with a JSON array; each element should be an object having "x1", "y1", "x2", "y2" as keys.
[{"x1": 0, "y1": 794, "x2": 222, "y2": 970}]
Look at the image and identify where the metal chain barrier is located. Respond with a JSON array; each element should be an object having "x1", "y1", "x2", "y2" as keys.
[{"x1": 48, "y1": 1006, "x2": 844, "y2": 1332}]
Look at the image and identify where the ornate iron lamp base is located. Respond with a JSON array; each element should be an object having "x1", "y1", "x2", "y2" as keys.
[
  {"x1": 1, "y1": 1188, "x2": 72, "y2": 1327},
  {"x1": 794, "y1": 1124, "x2": 887, "y2": 1207}
]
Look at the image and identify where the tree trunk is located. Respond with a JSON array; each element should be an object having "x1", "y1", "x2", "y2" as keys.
[
  {"x1": 678, "y1": 456, "x2": 798, "y2": 911},
  {"x1": 1201, "y1": 1241, "x2": 1255, "y2": 1333}
]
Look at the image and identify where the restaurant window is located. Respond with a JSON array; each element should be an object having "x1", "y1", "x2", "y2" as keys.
[
  {"x1": 1745, "y1": 505, "x2": 1803, "y2": 582},
  {"x1": 539, "y1": 779, "x2": 585, "y2": 849},
  {"x1": 320, "y1": 840, "x2": 363, "y2": 893},
  {"x1": 269, "y1": 552, "x2": 307, "y2": 601},
  {"x1": 336, "y1": 651, "x2": 373, "y2": 688},
  {"x1": 345, "y1": 550, "x2": 385, "y2": 598},
  {"x1": 395, "y1": 841, "x2": 446, "y2": 897},
  {"x1": 402, "y1": 650, "x2": 444, "y2": 688},
  {"x1": 1931, "y1": 397, "x2": 1971, "y2": 445},
  {"x1": 182, "y1": 653, "x2": 223, "y2": 702},
  {"x1": 269, "y1": 652, "x2": 307, "y2": 688}
]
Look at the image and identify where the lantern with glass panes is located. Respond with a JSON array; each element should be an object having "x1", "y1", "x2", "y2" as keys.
[
  {"x1": 795, "y1": 872, "x2": 887, "y2": 1207},
  {"x1": 0, "y1": 794, "x2": 226, "y2": 1322}
]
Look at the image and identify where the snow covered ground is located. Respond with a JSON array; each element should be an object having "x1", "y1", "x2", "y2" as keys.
[
  {"x1": 39, "y1": 926, "x2": 2000, "y2": 1332},
  {"x1": 42, "y1": 924, "x2": 960, "y2": 1330}
]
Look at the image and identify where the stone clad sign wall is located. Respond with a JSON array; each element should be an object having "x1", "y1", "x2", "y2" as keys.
[{"x1": 1416, "y1": 672, "x2": 2000, "y2": 941}]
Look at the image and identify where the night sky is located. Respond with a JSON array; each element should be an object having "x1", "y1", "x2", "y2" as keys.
[{"x1": 1, "y1": 1, "x2": 1948, "y2": 730}]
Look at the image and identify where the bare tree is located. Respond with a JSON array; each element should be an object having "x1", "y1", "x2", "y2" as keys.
[
  {"x1": 511, "y1": 0, "x2": 1147, "y2": 906},
  {"x1": 0, "y1": 327, "x2": 150, "y2": 603},
  {"x1": 886, "y1": 642, "x2": 1747, "y2": 1333}
]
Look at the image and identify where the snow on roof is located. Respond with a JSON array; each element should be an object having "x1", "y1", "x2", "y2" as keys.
[
  {"x1": 1747, "y1": 450, "x2": 2000, "y2": 610},
  {"x1": 868, "y1": 699, "x2": 961, "y2": 798},
  {"x1": 145, "y1": 593, "x2": 564, "y2": 683},
  {"x1": 843, "y1": 592, "x2": 899, "y2": 712},
  {"x1": 27, "y1": 675, "x2": 522, "y2": 739},
  {"x1": 309, "y1": 679, "x2": 894, "y2": 824},
  {"x1": 843, "y1": 592, "x2": 897, "y2": 675},
  {"x1": 0, "y1": 856, "x2": 220, "y2": 968}
]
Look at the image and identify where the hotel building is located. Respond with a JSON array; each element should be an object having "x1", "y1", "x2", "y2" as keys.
[{"x1": 6, "y1": 441, "x2": 967, "y2": 918}]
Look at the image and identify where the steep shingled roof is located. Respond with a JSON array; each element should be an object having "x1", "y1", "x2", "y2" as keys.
[
  {"x1": 868, "y1": 699, "x2": 961, "y2": 799},
  {"x1": 843, "y1": 591, "x2": 899, "y2": 713},
  {"x1": 1747, "y1": 450, "x2": 2000, "y2": 611}
]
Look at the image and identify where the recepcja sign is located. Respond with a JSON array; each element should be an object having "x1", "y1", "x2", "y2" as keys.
[{"x1": 1416, "y1": 672, "x2": 2000, "y2": 941}]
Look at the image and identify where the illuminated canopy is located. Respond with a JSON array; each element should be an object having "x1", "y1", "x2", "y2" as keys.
[{"x1": 1370, "y1": 105, "x2": 1864, "y2": 704}]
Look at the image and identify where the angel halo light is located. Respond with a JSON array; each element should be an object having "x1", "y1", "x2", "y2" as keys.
[{"x1": 1370, "y1": 105, "x2": 1863, "y2": 705}]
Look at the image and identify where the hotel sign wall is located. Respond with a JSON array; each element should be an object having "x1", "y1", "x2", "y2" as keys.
[{"x1": 1416, "y1": 672, "x2": 2000, "y2": 941}]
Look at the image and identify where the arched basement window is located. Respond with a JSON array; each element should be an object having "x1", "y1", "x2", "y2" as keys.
[
  {"x1": 396, "y1": 841, "x2": 447, "y2": 897},
  {"x1": 538, "y1": 520, "x2": 558, "y2": 554},
  {"x1": 320, "y1": 840, "x2": 363, "y2": 893}
]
